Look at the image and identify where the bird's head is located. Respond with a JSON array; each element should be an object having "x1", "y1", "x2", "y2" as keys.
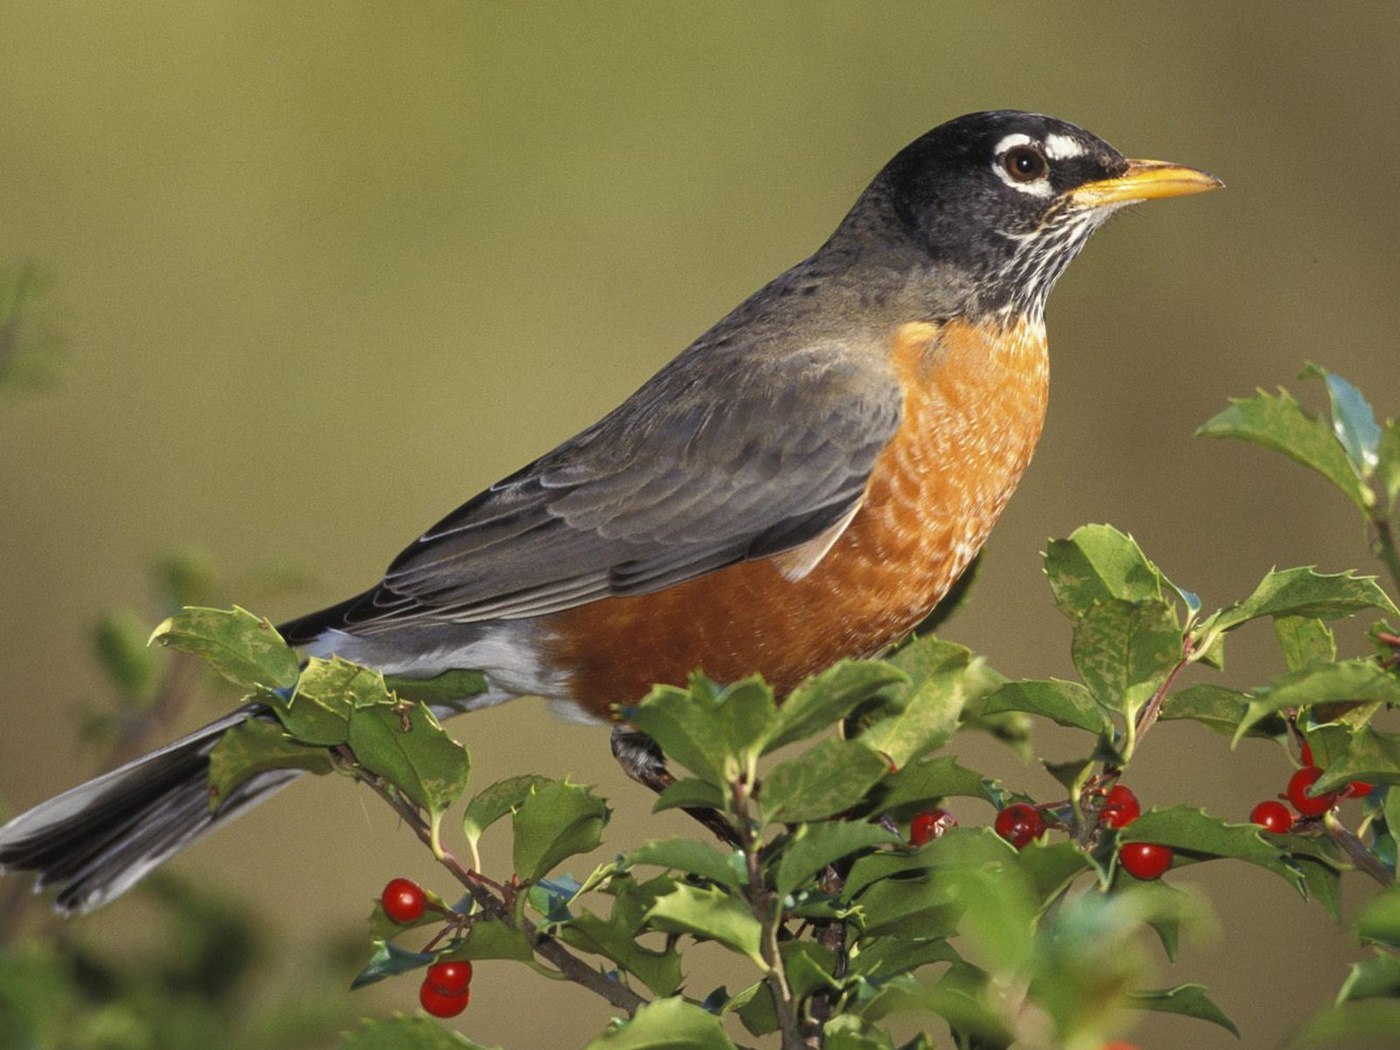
[{"x1": 843, "y1": 111, "x2": 1222, "y2": 320}]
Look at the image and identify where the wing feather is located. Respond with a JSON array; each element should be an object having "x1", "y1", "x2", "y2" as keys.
[{"x1": 318, "y1": 336, "x2": 905, "y2": 635}]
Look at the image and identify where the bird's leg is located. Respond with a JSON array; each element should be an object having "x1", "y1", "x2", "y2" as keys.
[{"x1": 609, "y1": 726, "x2": 741, "y2": 848}]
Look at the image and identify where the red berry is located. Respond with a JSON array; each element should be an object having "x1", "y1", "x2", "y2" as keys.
[
  {"x1": 425, "y1": 960, "x2": 474, "y2": 994},
  {"x1": 381, "y1": 877, "x2": 427, "y2": 924},
  {"x1": 1286, "y1": 767, "x2": 1337, "y2": 818},
  {"x1": 1120, "y1": 842, "x2": 1173, "y2": 880},
  {"x1": 1347, "y1": 780, "x2": 1374, "y2": 798},
  {"x1": 1250, "y1": 799, "x2": 1295, "y2": 834},
  {"x1": 419, "y1": 980, "x2": 469, "y2": 1018},
  {"x1": 909, "y1": 808, "x2": 957, "y2": 846},
  {"x1": 1099, "y1": 784, "x2": 1141, "y2": 828},
  {"x1": 994, "y1": 803, "x2": 1045, "y2": 848}
]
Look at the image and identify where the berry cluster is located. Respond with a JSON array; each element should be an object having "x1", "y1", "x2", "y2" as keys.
[
  {"x1": 419, "y1": 959, "x2": 473, "y2": 1018},
  {"x1": 907, "y1": 783, "x2": 1175, "y2": 881},
  {"x1": 1248, "y1": 740, "x2": 1372, "y2": 835},
  {"x1": 380, "y1": 878, "x2": 475, "y2": 1019}
]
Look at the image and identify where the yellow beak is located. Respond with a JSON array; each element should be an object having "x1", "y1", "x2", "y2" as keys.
[{"x1": 1070, "y1": 158, "x2": 1224, "y2": 208}]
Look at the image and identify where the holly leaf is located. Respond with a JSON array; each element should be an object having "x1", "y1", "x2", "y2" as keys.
[
  {"x1": 150, "y1": 606, "x2": 300, "y2": 692},
  {"x1": 1070, "y1": 599, "x2": 1181, "y2": 724},
  {"x1": 350, "y1": 938, "x2": 435, "y2": 989},
  {"x1": 1197, "y1": 386, "x2": 1370, "y2": 510},
  {"x1": 980, "y1": 679, "x2": 1111, "y2": 734},
  {"x1": 1274, "y1": 616, "x2": 1338, "y2": 672},
  {"x1": 1120, "y1": 806, "x2": 1303, "y2": 893},
  {"x1": 870, "y1": 755, "x2": 997, "y2": 818},
  {"x1": 279, "y1": 656, "x2": 384, "y2": 745},
  {"x1": 512, "y1": 780, "x2": 609, "y2": 883},
  {"x1": 726, "y1": 980, "x2": 780, "y2": 1036},
  {"x1": 762, "y1": 739, "x2": 891, "y2": 824},
  {"x1": 652, "y1": 777, "x2": 726, "y2": 814},
  {"x1": 889, "y1": 635, "x2": 988, "y2": 680},
  {"x1": 776, "y1": 820, "x2": 899, "y2": 900},
  {"x1": 1303, "y1": 363, "x2": 1382, "y2": 476},
  {"x1": 1356, "y1": 883, "x2": 1400, "y2": 950},
  {"x1": 1234, "y1": 660, "x2": 1400, "y2": 743},
  {"x1": 627, "y1": 676, "x2": 777, "y2": 786},
  {"x1": 586, "y1": 996, "x2": 738, "y2": 1050},
  {"x1": 206, "y1": 716, "x2": 333, "y2": 809},
  {"x1": 1129, "y1": 984, "x2": 1239, "y2": 1037},
  {"x1": 1293, "y1": 850, "x2": 1345, "y2": 920},
  {"x1": 860, "y1": 655, "x2": 999, "y2": 769},
  {"x1": 463, "y1": 775, "x2": 552, "y2": 850},
  {"x1": 622, "y1": 838, "x2": 743, "y2": 892},
  {"x1": 644, "y1": 883, "x2": 765, "y2": 965},
  {"x1": 853, "y1": 872, "x2": 961, "y2": 939},
  {"x1": 382, "y1": 668, "x2": 490, "y2": 707},
  {"x1": 1137, "y1": 880, "x2": 1193, "y2": 962},
  {"x1": 768, "y1": 660, "x2": 906, "y2": 752},
  {"x1": 1288, "y1": 1001, "x2": 1400, "y2": 1048},
  {"x1": 1044, "y1": 525, "x2": 1167, "y2": 619},
  {"x1": 1013, "y1": 840, "x2": 1092, "y2": 905},
  {"x1": 1159, "y1": 683, "x2": 1286, "y2": 739},
  {"x1": 559, "y1": 902, "x2": 684, "y2": 997},
  {"x1": 339, "y1": 1016, "x2": 496, "y2": 1049},
  {"x1": 1338, "y1": 951, "x2": 1400, "y2": 1002},
  {"x1": 347, "y1": 702, "x2": 471, "y2": 830},
  {"x1": 1378, "y1": 419, "x2": 1400, "y2": 507},
  {"x1": 1306, "y1": 725, "x2": 1400, "y2": 793},
  {"x1": 846, "y1": 936, "x2": 961, "y2": 981},
  {"x1": 450, "y1": 916, "x2": 535, "y2": 962},
  {"x1": 1206, "y1": 568, "x2": 1397, "y2": 636}
]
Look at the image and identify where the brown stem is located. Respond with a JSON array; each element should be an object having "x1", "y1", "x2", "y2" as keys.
[
  {"x1": 1370, "y1": 509, "x2": 1400, "y2": 600},
  {"x1": 733, "y1": 779, "x2": 809, "y2": 1050},
  {"x1": 1323, "y1": 811, "x2": 1394, "y2": 886},
  {"x1": 1133, "y1": 637, "x2": 1197, "y2": 748},
  {"x1": 107, "y1": 651, "x2": 204, "y2": 769},
  {"x1": 806, "y1": 865, "x2": 847, "y2": 1038},
  {"x1": 359, "y1": 773, "x2": 646, "y2": 1012}
]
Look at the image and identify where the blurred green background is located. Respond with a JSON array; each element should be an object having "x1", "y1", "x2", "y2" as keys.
[{"x1": 2, "y1": 3, "x2": 1398, "y2": 1047}]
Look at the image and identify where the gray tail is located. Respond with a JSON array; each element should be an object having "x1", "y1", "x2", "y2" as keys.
[{"x1": 0, "y1": 704, "x2": 298, "y2": 914}]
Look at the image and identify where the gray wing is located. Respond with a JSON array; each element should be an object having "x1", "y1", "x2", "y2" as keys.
[{"x1": 320, "y1": 339, "x2": 902, "y2": 633}]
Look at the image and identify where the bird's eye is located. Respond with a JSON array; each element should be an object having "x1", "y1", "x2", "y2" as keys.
[{"x1": 1002, "y1": 145, "x2": 1048, "y2": 183}]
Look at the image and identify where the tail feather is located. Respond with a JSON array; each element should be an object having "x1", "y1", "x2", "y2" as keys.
[{"x1": 0, "y1": 703, "x2": 299, "y2": 914}]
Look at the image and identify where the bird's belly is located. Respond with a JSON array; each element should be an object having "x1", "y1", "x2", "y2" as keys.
[{"x1": 543, "y1": 317, "x2": 1049, "y2": 719}]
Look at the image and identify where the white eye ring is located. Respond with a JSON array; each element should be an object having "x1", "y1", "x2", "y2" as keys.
[{"x1": 992, "y1": 134, "x2": 1053, "y2": 197}]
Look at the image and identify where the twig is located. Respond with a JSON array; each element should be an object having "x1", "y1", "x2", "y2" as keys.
[
  {"x1": 733, "y1": 777, "x2": 809, "y2": 1050},
  {"x1": 807, "y1": 865, "x2": 848, "y2": 1036},
  {"x1": 107, "y1": 651, "x2": 204, "y2": 769},
  {"x1": 1132, "y1": 636, "x2": 1197, "y2": 749},
  {"x1": 1370, "y1": 509, "x2": 1400, "y2": 604},
  {"x1": 357, "y1": 771, "x2": 647, "y2": 1013},
  {"x1": 1323, "y1": 811, "x2": 1394, "y2": 887}
]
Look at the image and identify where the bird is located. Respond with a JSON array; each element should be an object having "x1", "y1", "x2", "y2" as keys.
[{"x1": 0, "y1": 111, "x2": 1220, "y2": 913}]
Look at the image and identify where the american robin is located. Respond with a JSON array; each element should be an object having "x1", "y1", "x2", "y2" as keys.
[{"x1": 0, "y1": 111, "x2": 1220, "y2": 912}]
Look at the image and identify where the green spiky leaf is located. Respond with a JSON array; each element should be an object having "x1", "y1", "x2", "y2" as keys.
[
  {"x1": 1197, "y1": 386, "x2": 1370, "y2": 509},
  {"x1": 1129, "y1": 984, "x2": 1239, "y2": 1037},
  {"x1": 206, "y1": 716, "x2": 333, "y2": 809},
  {"x1": 1044, "y1": 525, "x2": 1167, "y2": 619},
  {"x1": 150, "y1": 606, "x2": 299, "y2": 692},
  {"x1": 512, "y1": 780, "x2": 609, "y2": 883}
]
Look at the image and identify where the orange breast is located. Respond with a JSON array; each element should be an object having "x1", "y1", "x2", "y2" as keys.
[{"x1": 543, "y1": 317, "x2": 1049, "y2": 719}]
